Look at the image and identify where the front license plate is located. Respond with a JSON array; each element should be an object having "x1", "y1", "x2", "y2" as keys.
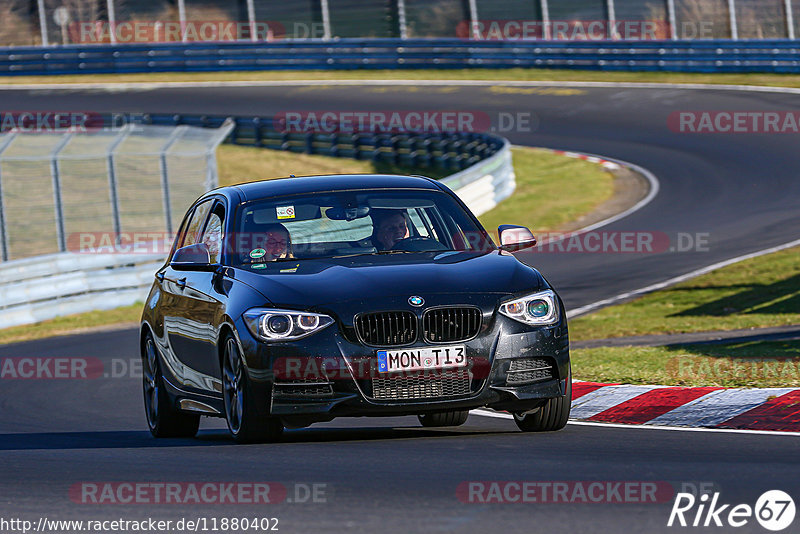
[{"x1": 376, "y1": 345, "x2": 466, "y2": 373}]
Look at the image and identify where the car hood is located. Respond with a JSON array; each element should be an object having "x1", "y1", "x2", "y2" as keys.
[{"x1": 230, "y1": 250, "x2": 545, "y2": 310}]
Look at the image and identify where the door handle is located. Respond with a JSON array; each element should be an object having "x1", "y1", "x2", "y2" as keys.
[
  {"x1": 177, "y1": 278, "x2": 187, "y2": 290},
  {"x1": 155, "y1": 272, "x2": 165, "y2": 282}
]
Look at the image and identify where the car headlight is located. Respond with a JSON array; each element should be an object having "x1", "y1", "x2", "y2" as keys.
[
  {"x1": 498, "y1": 290, "x2": 559, "y2": 326},
  {"x1": 243, "y1": 308, "x2": 334, "y2": 341}
]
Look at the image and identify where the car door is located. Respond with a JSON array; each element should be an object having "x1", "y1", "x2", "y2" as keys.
[
  {"x1": 174, "y1": 201, "x2": 228, "y2": 395},
  {"x1": 160, "y1": 199, "x2": 224, "y2": 394}
]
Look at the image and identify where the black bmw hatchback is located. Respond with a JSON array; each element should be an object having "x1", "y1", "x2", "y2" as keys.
[{"x1": 140, "y1": 174, "x2": 571, "y2": 442}]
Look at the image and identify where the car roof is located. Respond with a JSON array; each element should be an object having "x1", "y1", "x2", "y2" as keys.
[{"x1": 204, "y1": 174, "x2": 443, "y2": 204}]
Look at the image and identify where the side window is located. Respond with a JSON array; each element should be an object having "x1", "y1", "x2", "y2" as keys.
[
  {"x1": 201, "y1": 207, "x2": 224, "y2": 264},
  {"x1": 179, "y1": 201, "x2": 213, "y2": 249},
  {"x1": 409, "y1": 208, "x2": 433, "y2": 238}
]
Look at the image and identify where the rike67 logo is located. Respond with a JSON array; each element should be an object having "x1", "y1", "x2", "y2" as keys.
[{"x1": 668, "y1": 490, "x2": 795, "y2": 531}]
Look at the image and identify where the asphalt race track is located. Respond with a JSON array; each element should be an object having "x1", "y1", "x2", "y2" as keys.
[{"x1": 1, "y1": 82, "x2": 799, "y2": 532}]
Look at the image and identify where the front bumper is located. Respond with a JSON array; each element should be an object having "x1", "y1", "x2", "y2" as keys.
[{"x1": 234, "y1": 308, "x2": 570, "y2": 419}]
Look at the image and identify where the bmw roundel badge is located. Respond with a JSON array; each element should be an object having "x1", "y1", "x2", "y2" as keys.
[{"x1": 409, "y1": 296, "x2": 424, "y2": 307}]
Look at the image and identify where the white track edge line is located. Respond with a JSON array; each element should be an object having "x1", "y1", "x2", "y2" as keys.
[
  {"x1": 471, "y1": 409, "x2": 800, "y2": 436},
  {"x1": 4, "y1": 79, "x2": 800, "y2": 94}
]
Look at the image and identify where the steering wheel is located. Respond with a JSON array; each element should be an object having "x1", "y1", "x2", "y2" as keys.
[{"x1": 391, "y1": 236, "x2": 448, "y2": 252}]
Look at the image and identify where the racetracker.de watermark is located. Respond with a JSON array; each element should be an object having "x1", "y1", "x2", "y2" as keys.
[
  {"x1": 455, "y1": 20, "x2": 720, "y2": 40},
  {"x1": 457, "y1": 481, "x2": 675, "y2": 504},
  {"x1": 667, "y1": 357, "x2": 800, "y2": 382},
  {"x1": 457, "y1": 20, "x2": 668, "y2": 40},
  {"x1": 0, "y1": 357, "x2": 104, "y2": 380},
  {"x1": 66, "y1": 231, "x2": 712, "y2": 255},
  {"x1": 531, "y1": 231, "x2": 710, "y2": 254},
  {"x1": 69, "y1": 21, "x2": 289, "y2": 43},
  {"x1": 0, "y1": 112, "x2": 145, "y2": 134},
  {"x1": 274, "y1": 110, "x2": 493, "y2": 134},
  {"x1": 669, "y1": 111, "x2": 800, "y2": 134},
  {"x1": 69, "y1": 482, "x2": 327, "y2": 504}
]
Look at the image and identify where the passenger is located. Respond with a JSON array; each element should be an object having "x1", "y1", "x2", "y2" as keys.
[
  {"x1": 370, "y1": 209, "x2": 410, "y2": 251},
  {"x1": 254, "y1": 223, "x2": 293, "y2": 261}
]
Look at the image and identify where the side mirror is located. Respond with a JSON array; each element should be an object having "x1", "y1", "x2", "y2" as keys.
[
  {"x1": 498, "y1": 225, "x2": 537, "y2": 252},
  {"x1": 170, "y1": 243, "x2": 217, "y2": 271}
]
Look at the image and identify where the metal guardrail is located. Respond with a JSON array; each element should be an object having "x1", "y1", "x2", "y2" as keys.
[
  {"x1": 4, "y1": 39, "x2": 800, "y2": 75},
  {"x1": 0, "y1": 114, "x2": 514, "y2": 329},
  {"x1": 0, "y1": 252, "x2": 163, "y2": 329}
]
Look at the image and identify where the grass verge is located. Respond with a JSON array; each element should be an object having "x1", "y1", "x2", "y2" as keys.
[
  {"x1": 1, "y1": 143, "x2": 613, "y2": 345},
  {"x1": 478, "y1": 147, "x2": 613, "y2": 233},
  {"x1": 569, "y1": 246, "x2": 800, "y2": 341},
  {"x1": 0, "y1": 303, "x2": 142, "y2": 346},
  {"x1": 572, "y1": 340, "x2": 800, "y2": 387},
  {"x1": 6, "y1": 68, "x2": 800, "y2": 90}
]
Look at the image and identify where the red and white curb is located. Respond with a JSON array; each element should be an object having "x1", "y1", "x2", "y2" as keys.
[
  {"x1": 568, "y1": 381, "x2": 800, "y2": 432},
  {"x1": 547, "y1": 149, "x2": 622, "y2": 171}
]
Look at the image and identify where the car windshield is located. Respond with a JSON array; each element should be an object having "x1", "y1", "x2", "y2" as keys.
[{"x1": 230, "y1": 189, "x2": 494, "y2": 267}]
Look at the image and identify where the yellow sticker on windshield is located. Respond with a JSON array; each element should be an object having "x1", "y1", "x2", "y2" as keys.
[{"x1": 277, "y1": 205, "x2": 295, "y2": 219}]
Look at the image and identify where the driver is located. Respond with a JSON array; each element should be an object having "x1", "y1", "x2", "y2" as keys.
[{"x1": 370, "y1": 209, "x2": 410, "y2": 251}]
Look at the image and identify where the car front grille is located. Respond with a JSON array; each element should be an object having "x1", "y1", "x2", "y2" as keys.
[
  {"x1": 423, "y1": 307, "x2": 482, "y2": 343},
  {"x1": 354, "y1": 311, "x2": 417, "y2": 346},
  {"x1": 371, "y1": 369, "x2": 472, "y2": 400},
  {"x1": 506, "y1": 357, "x2": 555, "y2": 386}
]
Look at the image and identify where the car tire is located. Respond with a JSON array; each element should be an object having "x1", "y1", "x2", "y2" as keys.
[
  {"x1": 222, "y1": 335, "x2": 283, "y2": 444},
  {"x1": 142, "y1": 332, "x2": 200, "y2": 438},
  {"x1": 513, "y1": 365, "x2": 572, "y2": 432},
  {"x1": 418, "y1": 410, "x2": 470, "y2": 427}
]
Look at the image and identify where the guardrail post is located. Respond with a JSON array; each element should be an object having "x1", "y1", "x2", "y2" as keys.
[
  {"x1": 397, "y1": 0, "x2": 408, "y2": 39},
  {"x1": 0, "y1": 132, "x2": 17, "y2": 262},
  {"x1": 159, "y1": 126, "x2": 187, "y2": 234},
  {"x1": 667, "y1": 0, "x2": 678, "y2": 40},
  {"x1": 728, "y1": 0, "x2": 738, "y2": 39},
  {"x1": 786, "y1": 0, "x2": 796, "y2": 39},
  {"x1": 321, "y1": 0, "x2": 332, "y2": 40},
  {"x1": 36, "y1": 0, "x2": 49, "y2": 46},
  {"x1": 605, "y1": 0, "x2": 618, "y2": 39},
  {"x1": 50, "y1": 133, "x2": 74, "y2": 253},
  {"x1": 106, "y1": 0, "x2": 117, "y2": 45},
  {"x1": 540, "y1": 0, "x2": 551, "y2": 40},
  {"x1": 467, "y1": 0, "x2": 480, "y2": 39}
]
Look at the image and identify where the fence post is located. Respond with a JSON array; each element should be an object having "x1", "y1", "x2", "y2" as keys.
[
  {"x1": 728, "y1": 0, "x2": 738, "y2": 39},
  {"x1": 467, "y1": 0, "x2": 480, "y2": 39},
  {"x1": 159, "y1": 127, "x2": 187, "y2": 234},
  {"x1": 786, "y1": 0, "x2": 796, "y2": 39},
  {"x1": 107, "y1": 126, "x2": 130, "y2": 244},
  {"x1": 606, "y1": 0, "x2": 618, "y2": 39},
  {"x1": 106, "y1": 0, "x2": 117, "y2": 44},
  {"x1": 0, "y1": 132, "x2": 17, "y2": 262},
  {"x1": 320, "y1": 0, "x2": 332, "y2": 40},
  {"x1": 246, "y1": 0, "x2": 257, "y2": 41},
  {"x1": 397, "y1": 0, "x2": 408, "y2": 39},
  {"x1": 540, "y1": 0, "x2": 551, "y2": 40},
  {"x1": 50, "y1": 133, "x2": 73, "y2": 254},
  {"x1": 667, "y1": 0, "x2": 678, "y2": 39},
  {"x1": 178, "y1": 0, "x2": 188, "y2": 42},
  {"x1": 36, "y1": 0, "x2": 49, "y2": 46}
]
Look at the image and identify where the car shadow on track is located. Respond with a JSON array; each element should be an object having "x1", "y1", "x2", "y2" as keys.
[{"x1": 0, "y1": 425, "x2": 519, "y2": 451}]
